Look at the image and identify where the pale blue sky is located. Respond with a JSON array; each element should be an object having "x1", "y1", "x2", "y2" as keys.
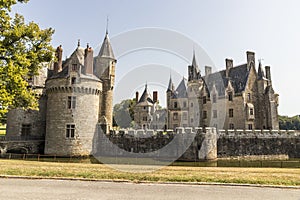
[{"x1": 12, "y1": 0, "x2": 300, "y2": 116}]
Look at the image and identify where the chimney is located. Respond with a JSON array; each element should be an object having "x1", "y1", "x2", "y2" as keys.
[
  {"x1": 135, "y1": 91, "x2": 139, "y2": 102},
  {"x1": 265, "y1": 66, "x2": 271, "y2": 81},
  {"x1": 205, "y1": 66, "x2": 212, "y2": 76},
  {"x1": 54, "y1": 45, "x2": 63, "y2": 73},
  {"x1": 153, "y1": 91, "x2": 158, "y2": 103},
  {"x1": 246, "y1": 51, "x2": 255, "y2": 70},
  {"x1": 84, "y1": 44, "x2": 94, "y2": 75},
  {"x1": 225, "y1": 58, "x2": 233, "y2": 78}
]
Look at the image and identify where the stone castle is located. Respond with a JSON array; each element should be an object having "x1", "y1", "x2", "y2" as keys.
[
  {"x1": 6, "y1": 31, "x2": 116, "y2": 156},
  {"x1": 134, "y1": 51, "x2": 279, "y2": 131},
  {"x1": 3, "y1": 29, "x2": 291, "y2": 160}
]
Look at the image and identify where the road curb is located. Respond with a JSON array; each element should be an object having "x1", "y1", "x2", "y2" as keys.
[{"x1": 0, "y1": 175, "x2": 299, "y2": 189}]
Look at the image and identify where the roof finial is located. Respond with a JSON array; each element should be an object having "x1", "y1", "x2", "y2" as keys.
[
  {"x1": 106, "y1": 16, "x2": 109, "y2": 35},
  {"x1": 77, "y1": 39, "x2": 80, "y2": 47}
]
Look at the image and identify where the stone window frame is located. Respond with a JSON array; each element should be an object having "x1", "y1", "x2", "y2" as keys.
[
  {"x1": 21, "y1": 124, "x2": 32, "y2": 137},
  {"x1": 173, "y1": 112, "x2": 178, "y2": 120},
  {"x1": 229, "y1": 108, "x2": 234, "y2": 118},
  {"x1": 248, "y1": 124, "x2": 253, "y2": 130},
  {"x1": 203, "y1": 110, "x2": 207, "y2": 119},
  {"x1": 183, "y1": 101, "x2": 187, "y2": 108},
  {"x1": 229, "y1": 123, "x2": 234, "y2": 129},
  {"x1": 213, "y1": 110, "x2": 217, "y2": 118},
  {"x1": 67, "y1": 96, "x2": 76, "y2": 109},
  {"x1": 182, "y1": 112, "x2": 188, "y2": 120},
  {"x1": 203, "y1": 96, "x2": 207, "y2": 104},
  {"x1": 249, "y1": 108, "x2": 254, "y2": 116},
  {"x1": 212, "y1": 94, "x2": 217, "y2": 103},
  {"x1": 66, "y1": 124, "x2": 76, "y2": 138},
  {"x1": 174, "y1": 101, "x2": 178, "y2": 109},
  {"x1": 228, "y1": 91, "x2": 233, "y2": 101}
]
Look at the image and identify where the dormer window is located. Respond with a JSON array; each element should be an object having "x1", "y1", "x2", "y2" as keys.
[
  {"x1": 72, "y1": 64, "x2": 78, "y2": 71},
  {"x1": 228, "y1": 92, "x2": 233, "y2": 101},
  {"x1": 71, "y1": 77, "x2": 76, "y2": 84}
]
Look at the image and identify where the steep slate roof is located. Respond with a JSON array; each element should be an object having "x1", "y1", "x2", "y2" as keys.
[
  {"x1": 257, "y1": 62, "x2": 265, "y2": 80},
  {"x1": 204, "y1": 64, "x2": 249, "y2": 96},
  {"x1": 48, "y1": 46, "x2": 100, "y2": 81},
  {"x1": 167, "y1": 76, "x2": 175, "y2": 92},
  {"x1": 98, "y1": 33, "x2": 115, "y2": 59},
  {"x1": 137, "y1": 85, "x2": 154, "y2": 106},
  {"x1": 172, "y1": 77, "x2": 187, "y2": 98}
]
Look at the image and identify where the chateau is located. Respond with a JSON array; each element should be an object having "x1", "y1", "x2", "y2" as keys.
[
  {"x1": 134, "y1": 51, "x2": 279, "y2": 130},
  {"x1": 6, "y1": 31, "x2": 116, "y2": 156},
  {"x1": 3, "y1": 29, "x2": 283, "y2": 158}
]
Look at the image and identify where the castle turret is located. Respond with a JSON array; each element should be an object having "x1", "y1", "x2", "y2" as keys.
[{"x1": 95, "y1": 31, "x2": 116, "y2": 132}]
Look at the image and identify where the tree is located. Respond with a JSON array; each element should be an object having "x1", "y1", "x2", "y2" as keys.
[
  {"x1": 279, "y1": 115, "x2": 300, "y2": 130},
  {"x1": 113, "y1": 99, "x2": 136, "y2": 128},
  {"x1": 0, "y1": 0, "x2": 54, "y2": 120}
]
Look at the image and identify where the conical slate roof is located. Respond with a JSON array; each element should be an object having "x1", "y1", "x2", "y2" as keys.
[
  {"x1": 257, "y1": 61, "x2": 265, "y2": 80},
  {"x1": 137, "y1": 84, "x2": 154, "y2": 105},
  {"x1": 167, "y1": 76, "x2": 175, "y2": 92},
  {"x1": 98, "y1": 33, "x2": 115, "y2": 59},
  {"x1": 192, "y1": 51, "x2": 200, "y2": 74},
  {"x1": 173, "y1": 77, "x2": 187, "y2": 98}
]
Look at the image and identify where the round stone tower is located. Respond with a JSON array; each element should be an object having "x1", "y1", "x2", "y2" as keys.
[{"x1": 44, "y1": 45, "x2": 102, "y2": 156}]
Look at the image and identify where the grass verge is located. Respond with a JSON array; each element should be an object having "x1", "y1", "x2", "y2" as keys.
[{"x1": 0, "y1": 160, "x2": 299, "y2": 186}]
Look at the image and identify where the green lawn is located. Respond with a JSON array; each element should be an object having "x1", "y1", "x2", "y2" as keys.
[{"x1": 0, "y1": 160, "x2": 299, "y2": 186}]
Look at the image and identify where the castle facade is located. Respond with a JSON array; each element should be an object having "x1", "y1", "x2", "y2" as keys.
[
  {"x1": 167, "y1": 51, "x2": 279, "y2": 130},
  {"x1": 6, "y1": 32, "x2": 116, "y2": 156}
]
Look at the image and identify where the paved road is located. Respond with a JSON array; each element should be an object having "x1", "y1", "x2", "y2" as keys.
[{"x1": 0, "y1": 178, "x2": 299, "y2": 200}]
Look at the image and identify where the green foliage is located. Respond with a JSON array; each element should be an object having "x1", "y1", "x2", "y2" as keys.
[
  {"x1": 113, "y1": 99, "x2": 136, "y2": 128},
  {"x1": 0, "y1": 0, "x2": 54, "y2": 119},
  {"x1": 279, "y1": 115, "x2": 300, "y2": 130}
]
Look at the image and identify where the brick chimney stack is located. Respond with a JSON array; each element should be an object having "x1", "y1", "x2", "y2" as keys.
[
  {"x1": 54, "y1": 45, "x2": 63, "y2": 73},
  {"x1": 153, "y1": 91, "x2": 158, "y2": 103}
]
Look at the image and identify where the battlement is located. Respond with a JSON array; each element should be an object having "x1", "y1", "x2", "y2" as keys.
[
  {"x1": 107, "y1": 127, "x2": 300, "y2": 139},
  {"x1": 46, "y1": 86, "x2": 101, "y2": 95}
]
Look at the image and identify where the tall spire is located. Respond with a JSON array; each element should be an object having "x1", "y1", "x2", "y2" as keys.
[
  {"x1": 167, "y1": 75, "x2": 174, "y2": 92},
  {"x1": 106, "y1": 16, "x2": 109, "y2": 35},
  {"x1": 192, "y1": 49, "x2": 198, "y2": 69},
  {"x1": 257, "y1": 59, "x2": 265, "y2": 80}
]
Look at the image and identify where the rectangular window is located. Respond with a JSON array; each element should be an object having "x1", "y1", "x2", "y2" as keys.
[
  {"x1": 174, "y1": 102, "x2": 178, "y2": 108},
  {"x1": 228, "y1": 92, "x2": 233, "y2": 101},
  {"x1": 247, "y1": 93, "x2": 251, "y2": 101},
  {"x1": 229, "y1": 123, "x2": 234, "y2": 129},
  {"x1": 66, "y1": 124, "x2": 75, "y2": 138},
  {"x1": 67, "y1": 96, "x2": 76, "y2": 109},
  {"x1": 71, "y1": 77, "x2": 76, "y2": 84},
  {"x1": 203, "y1": 111, "x2": 207, "y2": 119},
  {"x1": 213, "y1": 110, "x2": 217, "y2": 118},
  {"x1": 143, "y1": 116, "x2": 147, "y2": 121},
  {"x1": 183, "y1": 101, "x2": 187, "y2": 108},
  {"x1": 248, "y1": 124, "x2": 253, "y2": 130},
  {"x1": 71, "y1": 64, "x2": 78, "y2": 71},
  {"x1": 203, "y1": 96, "x2": 207, "y2": 104},
  {"x1": 190, "y1": 118, "x2": 194, "y2": 123},
  {"x1": 212, "y1": 94, "x2": 217, "y2": 103},
  {"x1": 183, "y1": 112, "x2": 187, "y2": 120},
  {"x1": 190, "y1": 102, "x2": 194, "y2": 107},
  {"x1": 173, "y1": 112, "x2": 178, "y2": 120},
  {"x1": 21, "y1": 124, "x2": 32, "y2": 137},
  {"x1": 250, "y1": 108, "x2": 254, "y2": 115},
  {"x1": 229, "y1": 109, "x2": 234, "y2": 118}
]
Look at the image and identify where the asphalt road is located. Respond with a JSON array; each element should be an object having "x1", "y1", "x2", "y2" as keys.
[{"x1": 0, "y1": 178, "x2": 299, "y2": 200}]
